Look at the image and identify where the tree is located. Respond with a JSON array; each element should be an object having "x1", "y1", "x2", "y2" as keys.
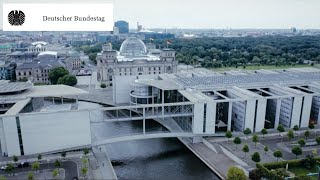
[
  {"x1": 264, "y1": 145, "x2": 269, "y2": 155},
  {"x1": 304, "y1": 130, "x2": 310, "y2": 140},
  {"x1": 61, "y1": 151, "x2": 66, "y2": 158},
  {"x1": 273, "y1": 150, "x2": 283, "y2": 161},
  {"x1": 252, "y1": 134, "x2": 259, "y2": 147},
  {"x1": 277, "y1": 125, "x2": 285, "y2": 135},
  {"x1": 27, "y1": 172, "x2": 34, "y2": 180},
  {"x1": 261, "y1": 128, "x2": 268, "y2": 138},
  {"x1": 251, "y1": 152, "x2": 261, "y2": 163},
  {"x1": 82, "y1": 157, "x2": 88, "y2": 166},
  {"x1": 291, "y1": 146, "x2": 302, "y2": 159},
  {"x1": 233, "y1": 137, "x2": 242, "y2": 149},
  {"x1": 242, "y1": 144, "x2": 249, "y2": 158},
  {"x1": 54, "y1": 160, "x2": 61, "y2": 168},
  {"x1": 287, "y1": 130, "x2": 294, "y2": 142},
  {"x1": 81, "y1": 167, "x2": 88, "y2": 177},
  {"x1": 57, "y1": 75, "x2": 77, "y2": 86},
  {"x1": 52, "y1": 169, "x2": 59, "y2": 178},
  {"x1": 298, "y1": 138, "x2": 306, "y2": 147},
  {"x1": 37, "y1": 154, "x2": 42, "y2": 161},
  {"x1": 309, "y1": 123, "x2": 315, "y2": 130},
  {"x1": 303, "y1": 154, "x2": 317, "y2": 169},
  {"x1": 227, "y1": 166, "x2": 246, "y2": 180},
  {"x1": 316, "y1": 136, "x2": 320, "y2": 145},
  {"x1": 100, "y1": 83, "x2": 107, "y2": 88},
  {"x1": 225, "y1": 130, "x2": 233, "y2": 142},
  {"x1": 243, "y1": 128, "x2": 252, "y2": 138},
  {"x1": 83, "y1": 148, "x2": 90, "y2": 156},
  {"x1": 293, "y1": 125, "x2": 299, "y2": 131},
  {"x1": 5, "y1": 163, "x2": 14, "y2": 175},
  {"x1": 31, "y1": 162, "x2": 40, "y2": 172},
  {"x1": 48, "y1": 67, "x2": 69, "y2": 84},
  {"x1": 13, "y1": 155, "x2": 18, "y2": 163}
]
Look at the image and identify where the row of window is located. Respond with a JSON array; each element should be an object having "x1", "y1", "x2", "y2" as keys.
[{"x1": 119, "y1": 71, "x2": 162, "y2": 76}]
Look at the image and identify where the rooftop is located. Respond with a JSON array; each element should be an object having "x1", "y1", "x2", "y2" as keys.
[
  {"x1": 0, "y1": 81, "x2": 33, "y2": 94},
  {"x1": 176, "y1": 71, "x2": 320, "y2": 88}
]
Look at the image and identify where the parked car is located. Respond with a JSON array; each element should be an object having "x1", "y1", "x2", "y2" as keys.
[{"x1": 0, "y1": 165, "x2": 7, "y2": 170}]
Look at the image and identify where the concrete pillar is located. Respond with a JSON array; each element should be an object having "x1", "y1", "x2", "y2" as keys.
[
  {"x1": 193, "y1": 103, "x2": 204, "y2": 134},
  {"x1": 143, "y1": 107, "x2": 146, "y2": 135},
  {"x1": 255, "y1": 99, "x2": 267, "y2": 132},
  {"x1": 275, "y1": 99, "x2": 281, "y2": 129},
  {"x1": 245, "y1": 99, "x2": 256, "y2": 131},
  {"x1": 291, "y1": 96, "x2": 303, "y2": 128},
  {"x1": 162, "y1": 90, "x2": 165, "y2": 119},
  {"x1": 205, "y1": 102, "x2": 216, "y2": 134},
  {"x1": 227, "y1": 102, "x2": 232, "y2": 131},
  {"x1": 300, "y1": 95, "x2": 312, "y2": 128}
]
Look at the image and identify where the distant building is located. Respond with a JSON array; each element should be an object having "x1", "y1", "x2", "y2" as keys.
[
  {"x1": 97, "y1": 37, "x2": 177, "y2": 86},
  {"x1": 114, "y1": 20, "x2": 129, "y2": 34},
  {"x1": 0, "y1": 61, "x2": 16, "y2": 81},
  {"x1": 12, "y1": 41, "x2": 47, "y2": 52},
  {"x1": 113, "y1": 27, "x2": 120, "y2": 35},
  {"x1": 16, "y1": 60, "x2": 63, "y2": 84},
  {"x1": 137, "y1": 22, "x2": 142, "y2": 32}
]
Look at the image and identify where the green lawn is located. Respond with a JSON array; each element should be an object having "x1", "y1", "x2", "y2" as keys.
[
  {"x1": 289, "y1": 166, "x2": 318, "y2": 180},
  {"x1": 210, "y1": 64, "x2": 312, "y2": 72}
]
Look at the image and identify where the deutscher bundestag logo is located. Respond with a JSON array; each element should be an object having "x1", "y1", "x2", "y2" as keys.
[{"x1": 8, "y1": 10, "x2": 25, "y2": 26}]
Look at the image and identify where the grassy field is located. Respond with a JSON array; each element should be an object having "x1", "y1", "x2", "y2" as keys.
[
  {"x1": 289, "y1": 166, "x2": 318, "y2": 180},
  {"x1": 210, "y1": 64, "x2": 312, "y2": 72}
]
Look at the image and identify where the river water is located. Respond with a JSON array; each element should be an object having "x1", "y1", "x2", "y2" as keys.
[{"x1": 86, "y1": 102, "x2": 219, "y2": 180}]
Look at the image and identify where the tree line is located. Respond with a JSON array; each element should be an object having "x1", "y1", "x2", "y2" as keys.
[{"x1": 75, "y1": 36, "x2": 320, "y2": 68}]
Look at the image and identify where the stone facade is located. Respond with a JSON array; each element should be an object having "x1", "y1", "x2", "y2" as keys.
[{"x1": 97, "y1": 37, "x2": 177, "y2": 85}]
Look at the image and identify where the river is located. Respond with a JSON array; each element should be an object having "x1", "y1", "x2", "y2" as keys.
[{"x1": 85, "y1": 102, "x2": 219, "y2": 180}]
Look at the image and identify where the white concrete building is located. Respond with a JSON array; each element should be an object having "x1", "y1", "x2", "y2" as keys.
[
  {"x1": 113, "y1": 68, "x2": 320, "y2": 137},
  {"x1": 0, "y1": 81, "x2": 91, "y2": 157}
]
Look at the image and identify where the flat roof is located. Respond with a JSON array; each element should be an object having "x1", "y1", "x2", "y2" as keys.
[
  {"x1": 26, "y1": 85, "x2": 88, "y2": 97},
  {"x1": 137, "y1": 79, "x2": 182, "y2": 90},
  {"x1": 176, "y1": 71, "x2": 320, "y2": 88},
  {"x1": 0, "y1": 82, "x2": 33, "y2": 94}
]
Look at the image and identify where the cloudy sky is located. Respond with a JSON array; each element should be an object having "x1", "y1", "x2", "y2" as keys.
[{"x1": 1, "y1": 0, "x2": 320, "y2": 29}]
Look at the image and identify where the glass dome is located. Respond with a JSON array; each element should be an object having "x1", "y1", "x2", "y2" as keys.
[{"x1": 119, "y1": 37, "x2": 147, "y2": 57}]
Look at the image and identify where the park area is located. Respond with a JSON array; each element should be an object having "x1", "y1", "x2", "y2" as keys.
[{"x1": 218, "y1": 123, "x2": 320, "y2": 179}]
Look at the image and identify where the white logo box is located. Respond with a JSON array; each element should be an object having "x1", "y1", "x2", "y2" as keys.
[{"x1": 3, "y1": 3, "x2": 113, "y2": 31}]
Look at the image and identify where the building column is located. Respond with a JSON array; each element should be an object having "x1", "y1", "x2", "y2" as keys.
[
  {"x1": 227, "y1": 102, "x2": 232, "y2": 131},
  {"x1": 244, "y1": 99, "x2": 256, "y2": 131},
  {"x1": 291, "y1": 96, "x2": 303, "y2": 128},
  {"x1": 300, "y1": 95, "x2": 312, "y2": 127},
  {"x1": 274, "y1": 99, "x2": 281, "y2": 129},
  {"x1": 162, "y1": 90, "x2": 164, "y2": 119},
  {"x1": 143, "y1": 107, "x2": 146, "y2": 135},
  {"x1": 193, "y1": 103, "x2": 204, "y2": 134},
  {"x1": 205, "y1": 101, "x2": 216, "y2": 134},
  {"x1": 255, "y1": 99, "x2": 267, "y2": 132}
]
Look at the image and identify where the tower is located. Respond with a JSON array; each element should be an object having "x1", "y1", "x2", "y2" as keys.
[
  {"x1": 97, "y1": 43, "x2": 117, "y2": 84},
  {"x1": 160, "y1": 49, "x2": 177, "y2": 73}
]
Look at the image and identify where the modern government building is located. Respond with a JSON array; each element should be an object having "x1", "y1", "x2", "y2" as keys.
[
  {"x1": 1, "y1": 37, "x2": 320, "y2": 157},
  {"x1": 113, "y1": 67, "x2": 320, "y2": 137}
]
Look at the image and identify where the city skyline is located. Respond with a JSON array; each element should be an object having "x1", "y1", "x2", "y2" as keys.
[{"x1": 0, "y1": 0, "x2": 320, "y2": 30}]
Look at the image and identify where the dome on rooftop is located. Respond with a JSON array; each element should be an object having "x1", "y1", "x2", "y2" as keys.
[{"x1": 119, "y1": 37, "x2": 147, "y2": 57}]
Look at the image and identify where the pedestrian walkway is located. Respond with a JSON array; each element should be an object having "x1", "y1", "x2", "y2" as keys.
[{"x1": 92, "y1": 146, "x2": 117, "y2": 180}]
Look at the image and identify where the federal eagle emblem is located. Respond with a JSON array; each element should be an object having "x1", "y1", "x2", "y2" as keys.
[{"x1": 8, "y1": 10, "x2": 25, "y2": 26}]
